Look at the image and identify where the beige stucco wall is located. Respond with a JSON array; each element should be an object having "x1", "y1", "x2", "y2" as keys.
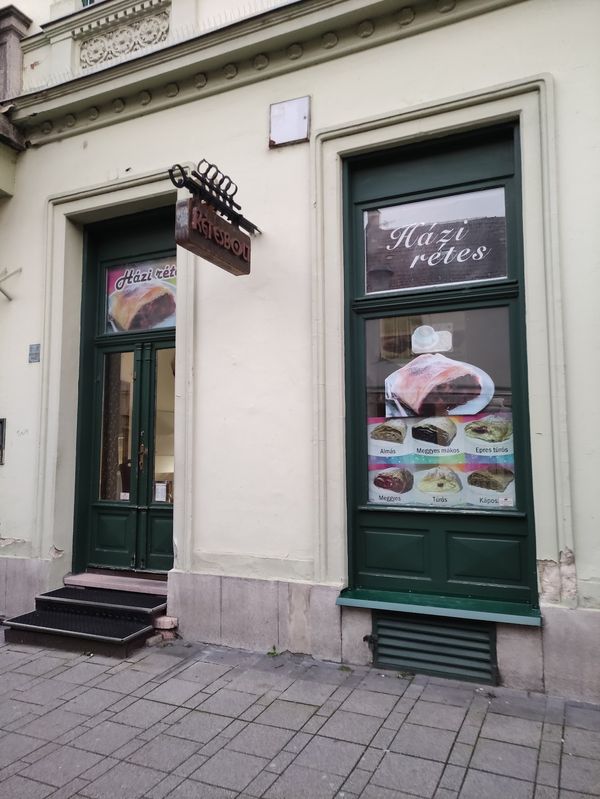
[{"x1": 0, "y1": 0, "x2": 599, "y2": 613}]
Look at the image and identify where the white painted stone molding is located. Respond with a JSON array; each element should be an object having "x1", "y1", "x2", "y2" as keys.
[{"x1": 79, "y1": 9, "x2": 170, "y2": 68}]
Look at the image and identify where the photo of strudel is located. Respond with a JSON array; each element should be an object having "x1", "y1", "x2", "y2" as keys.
[
  {"x1": 467, "y1": 465, "x2": 514, "y2": 492},
  {"x1": 418, "y1": 466, "x2": 462, "y2": 493},
  {"x1": 373, "y1": 467, "x2": 414, "y2": 494},
  {"x1": 412, "y1": 417, "x2": 457, "y2": 447},
  {"x1": 385, "y1": 353, "x2": 486, "y2": 416},
  {"x1": 370, "y1": 419, "x2": 407, "y2": 443},
  {"x1": 465, "y1": 415, "x2": 512, "y2": 443},
  {"x1": 109, "y1": 282, "x2": 176, "y2": 332}
]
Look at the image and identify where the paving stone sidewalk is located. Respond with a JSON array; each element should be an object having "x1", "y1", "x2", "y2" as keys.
[{"x1": 0, "y1": 629, "x2": 598, "y2": 799}]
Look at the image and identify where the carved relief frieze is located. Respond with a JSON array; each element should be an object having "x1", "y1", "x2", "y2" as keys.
[{"x1": 80, "y1": 11, "x2": 169, "y2": 68}]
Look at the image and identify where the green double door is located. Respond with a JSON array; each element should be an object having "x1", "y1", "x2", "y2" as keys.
[{"x1": 74, "y1": 208, "x2": 176, "y2": 573}]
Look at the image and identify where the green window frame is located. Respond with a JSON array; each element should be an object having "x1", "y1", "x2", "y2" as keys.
[{"x1": 339, "y1": 124, "x2": 540, "y2": 625}]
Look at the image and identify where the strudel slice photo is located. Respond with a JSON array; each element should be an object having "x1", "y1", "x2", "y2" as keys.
[
  {"x1": 370, "y1": 419, "x2": 407, "y2": 443},
  {"x1": 412, "y1": 417, "x2": 457, "y2": 447},
  {"x1": 386, "y1": 353, "x2": 483, "y2": 416},
  {"x1": 109, "y1": 283, "x2": 176, "y2": 332},
  {"x1": 418, "y1": 466, "x2": 462, "y2": 493},
  {"x1": 465, "y1": 415, "x2": 512, "y2": 443},
  {"x1": 373, "y1": 467, "x2": 414, "y2": 494},
  {"x1": 467, "y1": 465, "x2": 514, "y2": 492}
]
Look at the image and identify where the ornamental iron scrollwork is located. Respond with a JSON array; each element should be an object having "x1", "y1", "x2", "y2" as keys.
[{"x1": 169, "y1": 160, "x2": 260, "y2": 236}]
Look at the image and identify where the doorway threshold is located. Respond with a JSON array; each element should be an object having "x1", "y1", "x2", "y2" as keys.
[{"x1": 65, "y1": 571, "x2": 167, "y2": 596}]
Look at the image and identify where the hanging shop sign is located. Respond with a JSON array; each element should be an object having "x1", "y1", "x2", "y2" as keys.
[{"x1": 170, "y1": 160, "x2": 260, "y2": 277}]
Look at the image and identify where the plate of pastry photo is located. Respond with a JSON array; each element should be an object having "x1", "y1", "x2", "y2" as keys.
[
  {"x1": 107, "y1": 280, "x2": 176, "y2": 333},
  {"x1": 384, "y1": 353, "x2": 494, "y2": 418}
]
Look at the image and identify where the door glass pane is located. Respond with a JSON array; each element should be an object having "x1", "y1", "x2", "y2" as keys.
[
  {"x1": 366, "y1": 308, "x2": 516, "y2": 511},
  {"x1": 153, "y1": 348, "x2": 175, "y2": 504},
  {"x1": 364, "y1": 188, "x2": 506, "y2": 294},
  {"x1": 99, "y1": 352, "x2": 134, "y2": 501},
  {"x1": 105, "y1": 257, "x2": 177, "y2": 334}
]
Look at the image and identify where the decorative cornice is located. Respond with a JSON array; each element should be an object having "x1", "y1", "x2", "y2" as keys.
[
  {"x1": 11, "y1": 0, "x2": 526, "y2": 147},
  {"x1": 72, "y1": 0, "x2": 170, "y2": 39},
  {"x1": 79, "y1": 10, "x2": 170, "y2": 68}
]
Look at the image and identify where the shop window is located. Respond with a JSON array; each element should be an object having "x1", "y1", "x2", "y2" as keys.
[{"x1": 341, "y1": 124, "x2": 539, "y2": 620}]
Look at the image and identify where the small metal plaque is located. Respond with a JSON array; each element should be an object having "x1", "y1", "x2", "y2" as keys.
[{"x1": 28, "y1": 344, "x2": 41, "y2": 363}]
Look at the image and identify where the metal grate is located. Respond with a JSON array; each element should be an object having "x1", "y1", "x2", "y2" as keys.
[{"x1": 371, "y1": 611, "x2": 498, "y2": 684}]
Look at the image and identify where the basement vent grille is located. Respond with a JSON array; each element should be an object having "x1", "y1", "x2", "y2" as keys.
[{"x1": 371, "y1": 611, "x2": 498, "y2": 684}]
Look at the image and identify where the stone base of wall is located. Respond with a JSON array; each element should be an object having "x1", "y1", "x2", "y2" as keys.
[
  {"x1": 0, "y1": 558, "x2": 50, "y2": 618},
  {"x1": 168, "y1": 572, "x2": 600, "y2": 702}
]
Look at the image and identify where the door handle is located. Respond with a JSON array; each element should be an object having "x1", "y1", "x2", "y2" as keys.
[{"x1": 138, "y1": 431, "x2": 148, "y2": 472}]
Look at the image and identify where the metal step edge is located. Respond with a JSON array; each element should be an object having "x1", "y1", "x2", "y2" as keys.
[
  {"x1": 4, "y1": 620, "x2": 154, "y2": 644},
  {"x1": 35, "y1": 595, "x2": 167, "y2": 615}
]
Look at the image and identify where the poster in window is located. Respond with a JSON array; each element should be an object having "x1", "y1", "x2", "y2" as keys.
[
  {"x1": 364, "y1": 188, "x2": 507, "y2": 293},
  {"x1": 105, "y1": 257, "x2": 177, "y2": 334}
]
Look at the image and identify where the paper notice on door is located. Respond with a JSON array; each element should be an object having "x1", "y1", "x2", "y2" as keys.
[
  {"x1": 154, "y1": 482, "x2": 167, "y2": 502},
  {"x1": 120, "y1": 492, "x2": 130, "y2": 501}
]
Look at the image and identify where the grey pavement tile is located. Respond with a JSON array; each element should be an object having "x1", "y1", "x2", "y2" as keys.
[
  {"x1": 13, "y1": 656, "x2": 66, "y2": 677},
  {"x1": 563, "y1": 727, "x2": 600, "y2": 759},
  {"x1": 0, "y1": 698, "x2": 37, "y2": 728},
  {"x1": 245, "y1": 769, "x2": 278, "y2": 797},
  {"x1": 533, "y1": 787, "x2": 558, "y2": 799},
  {"x1": 129, "y1": 653, "x2": 183, "y2": 674},
  {"x1": 55, "y1": 725, "x2": 91, "y2": 746},
  {"x1": 361, "y1": 786, "x2": 421, "y2": 799},
  {"x1": 264, "y1": 763, "x2": 344, "y2": 799},
  {"x1": 109, "y1": 698, "x2": 172, "y2": 729},
  {"x1": 543, "y1": 723, "x2": 563, "y2": 743},
  {"x1": 227, "y1": 722, "x2": 295, "y2": 758},
  {"x1": 161, "y1": 706, "x2": 191, "y2": 726},
  {"x1": 457, "y1": 725, "x2": 480, "y2": 745},
  {"x1": 319, "y1": 709, "x2": 383, "y2": 745},
  {"x1": 127, "y1": 733, "x2": 200, "y2": 771},
  {"x1": 20, "y1": 745, "x2": 103, "y2": 788},
  {"x1": 357, "y1": 748, "x2": 385, "y2": 772},
  {"x1": 190, "y1": 749, "x2": 267, "y2": 792},
  {"x1": 93, "y1": 669, "x2": 153, "y2": 694},
  {"x1": 3, "y1": 712, "x2": 43, "y2": 733},
  {"x1": 79, "y1": 761, "x2": 164, "y2": 798},
  {"x1": 560, "y1": 753, "x2": 600, "y2": 794},
  {"x1": 254, "y1": 700, "x2": 317, "y2": 731},
  {"x1": 265, "y1": 750, "x2": 296, "y2": 773},
  {"x1": 176, "y1": 661, "x2": 232, "y2": 688},
  {"x1": 60, "y1": 688, "x2": 122, "y2": 716},
  {"x1": 0, "y1": 672, "x2": 37, "y2": 694},
  {"x1": 390, "y1": 723, "x2": 456, "y2": 761},
  {"x1": 138, "y1": 721, "x2": 169, "y2": 741},
  {"x1": 471, "y1": 738, "x2": 538, "y2": 782},
  {"x1": 53, "y1": 664, "x2": 109, "y2": 685},
  {"x1": 82, "y1": 711, "x2": 113, "y2": 730},
  {"x1": 488, "y1": 694, "x2": 546, "y2": 723},
  {"x1": 70, "y1": 720, "x2": 139, "y2": 755},
  {"x1": 339, "y1": 689, "x2": 398, "y2": 719},
  {"x1": 298, "y1": 663, "x2": 352, "y2": 686},
  {"x1": 226, "y1": 669, "x2": 294, "y2": 697},
  {"x1": 440, "y1": 764, "x2": 466, "y2": 791},
  {"x1": 145, "y1": 774, "x2": 186, "y2": 799},
  {"x1": 219, "y1": 718, "x2": 246, "y2": 739},
  {"x1": 342, "y1": 767, "x2": 371, "y2": 795},
  {"x1": 559, "y1": 792, "x2": 598, "y2": 799},
  {"x1": 357, "y1": 672, "x2": 410, "y2": 697},
  {"x1": 279, "y1": 679, "x2": 336, "y2": 706},
  {"x1": 13, "y1": 709, "x2": 87, "y2": 742},
  {"x1": 294, "y1": 735, "x2": 364, "y2": 777},
  {"x1": 540, "y1": 740, "x2": 562, "y2": 764},
  {"x1": 12, "y1": 679, "x2": 79, "y2": 707},
  {"x1": 78, "y1": 756, "x2": 118, "y2": 782},
  {"x1": 565, "y1": 703, "x2": 600, "y2": 732},
  {"x1": 381, "y1": 710, "x2": 407, "y2": 731},
  {"x1": 199, "y1": 734, "x2": 230, "y2": 757},
  {"x1": 449, "y1": 742, "x2": 474, "y2": 767},
  {"x1": 435, "y1": 790, "x2": 459, "y2": 799},
  {"x1": 173, "y1": 752, "x2": 209, "y2": 778},
  {"x1": 196, "y1": 645, "x2": 261, "y2": 668},
  {"x1": 143, "y1": 678, "x2": 204, "y2": 706},
  {"x1": 47, "y1": 776, "x2": 90, "y2": 799},
  {"x1": 371, "y1": 751, "x2": 444, "y2": 797},
  {"x1": 0, "y1": 732, "x2": 45, "y2": 767},
  {"x1": 316, "y1": 700, "x2": 342, "y2": 718},
  {"x1": 0, "y1": 775, "x2": 54, "y2": 798},
  {"x1": 194, "y1": 688, "x2": 257, "y2": 717},
  {"x1": 110, "y1": 737, "x2": 146, "y2": 760},
  {"x1": 537, "y1": 761, "x2": 560, "y2": 787},
  {"x1": 420, "y1": 683, "x2": 475, "y2": 708},
  {"x1": 302, "y1": 715, "x2": 327, "y2": 734},
  {"x1": 480, "y1": 713, "x2": 542, "y2": 748},
  {"x1": 283, "y1": 731, "x2": 311, "y2": 754},
  {"x1": 167, "y1": 709, "x2": 232, "y2": 743},
  {"x1": 369, "y1": 726, "x2": 395, "y2": 750},
  {"x1": 459, "y1": 768, "x2": 533, "y2": 799},
  {"x1": 168, "y1": 778, "x2": 236, "y2": 798},
  {"x1": 544, "y1": 698, "x2": 565, "y2": 725},
  {"x1": 407, "y1": 700, "x2": 467, "y2": 731},
  {"x1": 20, "y1": 741, "x2": 60, "y2": 764}
]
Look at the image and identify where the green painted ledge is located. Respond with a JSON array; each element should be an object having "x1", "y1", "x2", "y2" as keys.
[{"x1": 336, "y1": 588, "x2": 542, "y2": 627}]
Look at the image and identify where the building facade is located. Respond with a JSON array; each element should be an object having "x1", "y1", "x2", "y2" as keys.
[{"x1": 0, "y1": 0, "x2": 599, "y2": 700}]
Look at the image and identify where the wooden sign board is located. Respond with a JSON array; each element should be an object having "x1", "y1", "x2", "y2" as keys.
[{"x1": 175, "y1": 198, "x2": 251, "y2": 276}]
